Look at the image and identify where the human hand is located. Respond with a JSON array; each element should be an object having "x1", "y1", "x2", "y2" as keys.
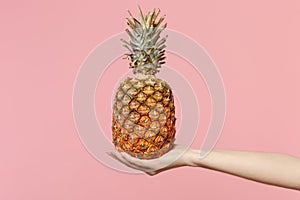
[
  {"x1": 108, "y1": 144, "x2": 300, "y2": 191},
  {"x1": 107, "y1": 145, "x2": 189, "y2": 175}
]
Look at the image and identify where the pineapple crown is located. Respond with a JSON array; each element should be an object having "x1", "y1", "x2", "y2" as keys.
[{"x1": 121, "y1": 6, "x2": 167, "y2": 76}]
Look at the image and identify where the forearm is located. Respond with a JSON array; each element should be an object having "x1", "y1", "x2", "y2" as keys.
[{"x1": 184, "y1": 148, "x2": 300, "y2": 190}]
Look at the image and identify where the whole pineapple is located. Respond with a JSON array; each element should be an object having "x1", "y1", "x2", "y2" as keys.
[{"x1": 112, "y1": 7, "x2": 176, "y2": 159}]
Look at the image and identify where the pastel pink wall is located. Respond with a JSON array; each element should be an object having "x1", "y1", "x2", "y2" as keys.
[{"x1": 1, "y1": 0, "x2": 299, "y2": 199}]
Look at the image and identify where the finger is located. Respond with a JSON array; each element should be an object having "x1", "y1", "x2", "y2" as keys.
[
  {"x1": 111, "y1": 151, "x2": 152, "y2": 172},
  {"x1": 108, "y1": 151, "x2": 136, "y2": 168},
  {"x1": 107, "y1": 151, "x2": 125, "y2": 163},
  {"x1": 119, "y1": 152, "x2": 154, "y2": 170},
  {"x1": 118, "y1": 153, "x2": 159, "y2": 174}
]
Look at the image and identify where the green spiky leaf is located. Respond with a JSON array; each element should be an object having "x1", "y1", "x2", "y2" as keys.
[{"x1": 121, "y1": 7, "x2": 167, "y2": 75}]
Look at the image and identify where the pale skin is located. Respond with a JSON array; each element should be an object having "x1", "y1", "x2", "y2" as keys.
[{"x1": 108, "y1": 145, "x2": 300, "y2": 191}]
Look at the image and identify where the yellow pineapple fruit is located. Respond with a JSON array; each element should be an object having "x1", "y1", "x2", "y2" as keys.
[{"x1": 112, "y1": 7, "x2": 176, "y2": 159}]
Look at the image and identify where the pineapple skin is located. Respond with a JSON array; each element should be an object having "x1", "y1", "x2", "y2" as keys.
[{"x1": 112, "y1": 76, "x2": 176, "y2": 159}]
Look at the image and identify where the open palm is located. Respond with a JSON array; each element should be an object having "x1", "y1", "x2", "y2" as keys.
[{"x1": 108, "y1": 145, "x2": 188, "y2": 175}]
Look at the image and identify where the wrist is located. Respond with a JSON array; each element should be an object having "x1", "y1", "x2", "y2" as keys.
[
  {"x1": 182, "y1": 148, "x2": 203, "y2": 167},
  {"x1": 183, "y1": 148, "x2": 221, "y2": 168}
]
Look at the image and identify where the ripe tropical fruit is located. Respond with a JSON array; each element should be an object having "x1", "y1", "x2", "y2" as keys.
[{"x1": 112, "y1": 7, "x2": 176, "y2": 159}]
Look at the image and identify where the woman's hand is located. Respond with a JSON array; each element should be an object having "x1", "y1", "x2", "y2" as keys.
[
  {"x1": 108, "y1": 145, "x2": 300, "y2": 190},
  {"x1": 107, "y1": 145, "x2": 189, "y2": 175}
]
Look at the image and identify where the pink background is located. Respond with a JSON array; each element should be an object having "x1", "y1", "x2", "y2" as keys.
[{"x1": 1, "y1": 0, "x2": 300, "y2": 199}]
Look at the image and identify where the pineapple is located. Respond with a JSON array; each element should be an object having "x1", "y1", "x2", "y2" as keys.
[{"x1": 112, "y1": 7, "x2": 176, "y2": 159}]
